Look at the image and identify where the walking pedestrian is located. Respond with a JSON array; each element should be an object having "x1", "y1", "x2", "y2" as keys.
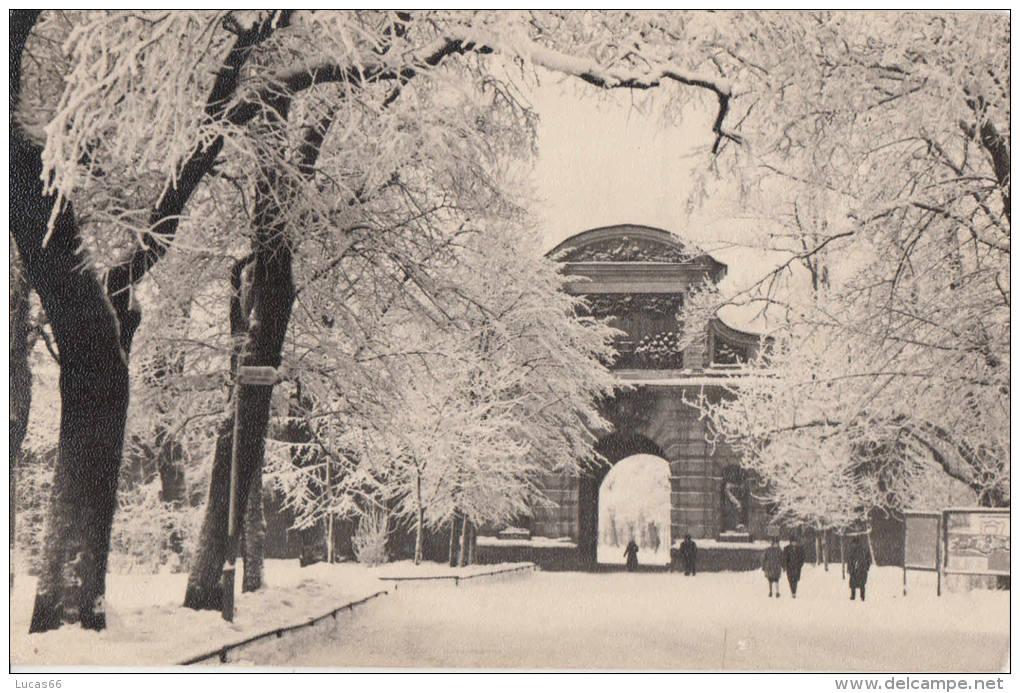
[
  {"x1": 678, "y1": 534, "x2": 698, "y2": 576},
  {"x1": 624, "y1": 538, "x2": 639, "y2": 572},
  {"x1": 847, "y1": 534, "x2": 872, "y2": 601},
  {"x1": 762, "y1": 537, "x2": 783, "y2": 597},
  {"x1": 782, "y1": 537, "x2": 806, "y2": 598}
]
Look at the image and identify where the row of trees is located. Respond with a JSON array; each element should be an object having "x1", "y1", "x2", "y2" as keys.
[{"x1": 11, "y1": 10, "x2": 744, "y2": 632}]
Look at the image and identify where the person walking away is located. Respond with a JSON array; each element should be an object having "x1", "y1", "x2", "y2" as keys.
[
  {"x1": 782, "y1": 537, "x2": 806, "y2": 598},
  {"x1": 678, "y1": 534, "x2": 698, "y2": 576},
  {"x1": 624, "y1": 539, "x2": 639, "y2": 572},
  {"x1": 847, "y1": 535, "x2": 872, "y2": 601},
  {"x1": 762, "y1": 537, "x2": 783, "y2": 597}
]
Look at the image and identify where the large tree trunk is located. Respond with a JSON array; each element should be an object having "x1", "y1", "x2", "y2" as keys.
[
  {"x1": 13, "y1": 142, "x2": 131, "y2": 632},
  {"x1": 184, "y1": 101, "x2": 331, "y2": 606},
  {"x1": 11, "y1": 11, "x2": 131, "y2": 633},
  {"x1": 242, "y1": 464, "x2": 265, "y2": 592},
  {"x1": 9, "y1": 251, "x2": 34, "y2": 468},
  {"x1": 183, "y1": 418, "x2": 233, "y2": 609},
  {"x1": 184, "y1": 253, "x2": 253, "y2": 606},
  {"x1": 10, "y1": 251, "x2": 35, "y2": 589}
]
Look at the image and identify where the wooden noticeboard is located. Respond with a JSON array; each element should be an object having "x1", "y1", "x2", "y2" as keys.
[
  {"x1": 904, "y1": 513, "x2": 940, "y2": 570},
  {"x1": 902, "y1": 511, "x2": 942, "y2": 596}
]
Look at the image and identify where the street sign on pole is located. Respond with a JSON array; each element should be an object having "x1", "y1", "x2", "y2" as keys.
[
  {"x1": 222, "y1": 363, "x2": 283, "y2": 621},
  {"x1": 237, "y1": 365, "x2": 279, "y2": 386},
  {"x1": 221, "y1": 371, "x2": 245, "y2": 622}
]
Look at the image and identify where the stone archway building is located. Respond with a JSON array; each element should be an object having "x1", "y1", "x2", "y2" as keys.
[{"x1": 529, "y1": 224, "x2": 769, "y2": 566}]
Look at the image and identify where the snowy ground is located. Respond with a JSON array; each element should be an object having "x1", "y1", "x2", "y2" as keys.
[
  {"x1": 9, "y1": 559, "x2": 524, "y2": 667},
  {"x1": 10, "y1": 562, "x2": 1009, "y2": 670},
  {"x1": 246, "y1": 565, "x2": 1008, "y2": 671}
]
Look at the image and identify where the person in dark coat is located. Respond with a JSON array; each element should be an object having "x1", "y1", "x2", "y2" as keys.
[
  {"x1": 678, "y1": 534, "x2": 698, "y2": 576},
  {"x1": 762, "y1": 537, "x2": 783, "y2": 597},
  {"x1": 847, "y1": 535, "x2": 872, "y2": 601},
  {"x1": 623, "y1": 539, "x2": 639, "y2": 572},
  {"x1": 782, "y1": 538, "x2": 806, "y2": 598}
]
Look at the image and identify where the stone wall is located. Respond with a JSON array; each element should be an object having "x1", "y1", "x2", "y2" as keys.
[
  {"x1": 529, "y1": 383, "x2": 763, "y2": 549},
  {"x1": 530, "y1": 471, "x2": 579, "y2": 540}
]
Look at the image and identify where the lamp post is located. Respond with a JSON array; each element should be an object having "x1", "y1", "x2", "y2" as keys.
[{"x1": 221, "y1": 365, "x2": 279, "y2": 622}]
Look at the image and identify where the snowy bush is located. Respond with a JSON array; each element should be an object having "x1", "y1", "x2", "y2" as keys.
[
  {"x1": 352, "y1": 511, "x2": 390, "y2": 567},
  {"x1": 108, "y1": 482, "x2": 201, "y2": 574}
]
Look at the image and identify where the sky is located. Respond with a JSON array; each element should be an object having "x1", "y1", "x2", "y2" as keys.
[
  {"x1": 531, "y1": 80, "x2": 716, "y2": 248},
  {"x1": 527, "y1": 77, "x2": 790, "y2": 332}
]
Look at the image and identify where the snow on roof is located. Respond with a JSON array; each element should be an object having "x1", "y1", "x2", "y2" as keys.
[
  {"x1": 616, "y1": 373, "x2": 759, "y2": 387},
  {"x1": 678, "y1": 539, "x2": 774, "y2": 550},
  {"x1": 942, "y1": 507, "x2": 1010, "y2": 513},
  {"x1": 477, "y1": 535, "x2": 578, "y2": 549}
]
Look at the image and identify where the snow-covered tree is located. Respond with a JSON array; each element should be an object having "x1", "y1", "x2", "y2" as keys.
[
  {"x1": 267, "y1": 217, "x2": 617, "y2": 564},
  {"x1": 679, "y1": 12, "x2": 1009, "y2": 522}
]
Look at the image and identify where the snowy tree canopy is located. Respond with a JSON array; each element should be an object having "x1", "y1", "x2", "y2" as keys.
[
  {"x1": 265, "y1": 223, "x2": 618, "y2": 543},
  {"x1": 678, "y1": 11, "x2": 1009, "y2": 521}
]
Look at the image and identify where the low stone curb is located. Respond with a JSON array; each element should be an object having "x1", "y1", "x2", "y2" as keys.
[
  {"x1": 178, "y1": 589, "x2": 390, "y2": 665},
  {"x1": 378, "y1": 562, "x2": 537, "y2": 588},
  {"x1": 177, "y1": 564, "x2": 536, "y2": 665}
]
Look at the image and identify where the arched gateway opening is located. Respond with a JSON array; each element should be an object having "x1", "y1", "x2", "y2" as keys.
[
  {"x1": 597, "y1": 454, "x2": 671, "y2": 567},
  {"x1": 578, "y1": 432, "x2": 667, "y2": 567}
]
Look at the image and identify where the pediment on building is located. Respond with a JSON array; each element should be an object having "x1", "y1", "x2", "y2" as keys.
[
  {"x1": 549, "y1": 226, "x2": 692, "y2": 263},
  {"x1": 548, "y1": 224, "x2": 728, "y2": 293},
  {"x1": 547, "y1": 224, "x2": 716, "y2": 264}
]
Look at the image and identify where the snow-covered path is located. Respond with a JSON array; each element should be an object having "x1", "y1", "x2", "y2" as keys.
[{"x1": 249, "y1": 566, "x2": 1009, "y2": 671}]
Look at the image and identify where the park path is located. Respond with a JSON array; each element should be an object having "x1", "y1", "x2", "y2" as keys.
[{"x1": 250, "y1": 568, "x2": 1008, "y2": 671}]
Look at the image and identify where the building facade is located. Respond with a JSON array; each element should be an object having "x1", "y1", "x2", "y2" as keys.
[{"x1": 527, "y1": 224, "x2": 770, "y2": 565}]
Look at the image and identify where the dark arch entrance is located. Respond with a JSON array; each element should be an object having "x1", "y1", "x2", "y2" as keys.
[{"x1": 578, "y1": 432, "x2": 665, "y2": 567}]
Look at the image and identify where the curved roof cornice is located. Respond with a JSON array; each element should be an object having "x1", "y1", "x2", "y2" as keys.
[
  {"x1": 546, "y1": 224, "x2": 728, "y2": 282},
  {"x1": 708, "y1": 316, "x2": 764, "y2": 348}
]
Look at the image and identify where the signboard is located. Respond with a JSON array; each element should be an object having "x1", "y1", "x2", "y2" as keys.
[
  {"x1": 238, "y1": 366, "x2": 279, "y2": 386},
  {"x1": 943, "y1": 508, "x2": 1010, "y2": 577},
  {"x1": 904, "y1": 512, "x2": 940, "y2": 570}
]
